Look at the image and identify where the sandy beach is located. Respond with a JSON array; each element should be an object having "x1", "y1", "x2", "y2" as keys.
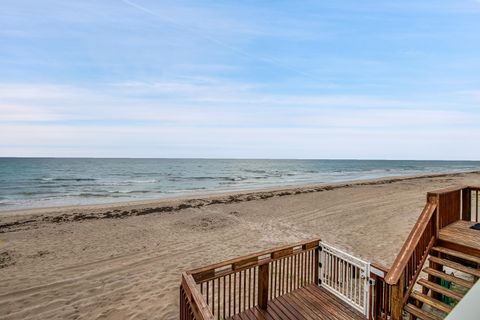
[{"x1": 1, "y1": 171, "x2": 480, "y2": 320}]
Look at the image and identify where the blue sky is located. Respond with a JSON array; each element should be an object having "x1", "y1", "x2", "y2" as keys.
[{"x1": 1, "y1": 0, "x2": 479, "y2": 159}]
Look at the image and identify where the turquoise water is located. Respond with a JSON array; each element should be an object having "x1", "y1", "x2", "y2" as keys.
[{"x1": 0, "y1": 158, "x2": 479, "y2": 212}]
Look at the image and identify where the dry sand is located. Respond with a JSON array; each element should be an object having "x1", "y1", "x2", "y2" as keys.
[{"x1": 1, "y1": 171, "x2": 480, "y2": 320}]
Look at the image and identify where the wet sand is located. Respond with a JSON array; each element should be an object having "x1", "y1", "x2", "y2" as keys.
[{"x1": 1, "y1": 171, "x2": 479, "y2": 320}]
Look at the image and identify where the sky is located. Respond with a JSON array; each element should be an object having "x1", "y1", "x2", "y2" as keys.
[{"x1": 1, "y1": 0, "x2": 480, "y2": 159}]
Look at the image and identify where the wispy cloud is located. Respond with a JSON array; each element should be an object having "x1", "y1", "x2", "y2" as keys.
[{"x1": 1, "y1": 82, "x2": 477, "y2": 130}]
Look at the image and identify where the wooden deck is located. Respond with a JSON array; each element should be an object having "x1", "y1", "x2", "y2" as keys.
[
  {"x1": 439, "y1": 220, "x2": 480, "y2": 252},
  {"x1": 180, "y1": 186, "x2": 480, "y2": 320},
  {"x1": 229, "y1": 284, "x2": 365, "y2": 320}
]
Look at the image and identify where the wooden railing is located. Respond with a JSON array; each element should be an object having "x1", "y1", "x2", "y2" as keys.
[
  {"x1": 462, "y1": 186, "x2": 480, "y2": 222},
  {"x1": 373, "y1": 185, "x2": 479, "y2": 320},
  {"x1": 382, "y1": 201, "x2": 437, "y2": 319},
  {"x1": 434, "y1": 186, "x2": 462, "y2": 229},
  {"x1": 180, "y1": 185, "x2": 479, "y2": 320},
  {"x1": 369, "y1": 263, "x2": 391, "y2": 320},
  {"x1": 181, "y1": 273, "x2": 214, "y2": 320},
  {"x1": 180, "y1": 239, "x2": 320, "y2": 320}
]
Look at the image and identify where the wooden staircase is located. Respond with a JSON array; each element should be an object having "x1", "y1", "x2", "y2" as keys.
[{"x1": 404, "y1": 246, "x2": 480, "y2": 320}]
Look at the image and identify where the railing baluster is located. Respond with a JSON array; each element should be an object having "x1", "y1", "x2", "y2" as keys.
[
  {"x1": 269, "y1": 260, "x2": 273, "y2": 300},
  {"x1": 222, "y1": 276, "x2": 225, "y2": 319},
  {"x1": 476, "y1": 190, "x2": 479, "y2": 222},
  {"x1": 274, "y1": 259, "x2": 277, "y2": 298},
  {"x1": 280, "y1": 258, "x2": 284, "y2": 295},
  {"x1": 217, "y1": 277, "x2": 220, "y2": 317},
  {"x1": 233, "y1": 273, "x2": 236, "y2": 318},
  {"x1": 228, "y1": 274, "x2": 231, "y2": 318},
  {"x1": 302, "y1": 251, "x2": 306, "y2": 286},
  {"x1": 213, "y1": 279, "x2": 215, "y2": 317},
  {"x1": 243, "y1": 269, "x2": 246, "y2": 311},
  {"x1": 308, "y1": 251, "x2": 313, "y2": 283},
  {"x1": 238, "y1": 271, "x2": 242, "y2": 313},
  {"x1": 295, "y1": 253, "x2": 299, "y2": 289},
  {"x1": 249, "y1": 268, "x2": 253, "y2": 308},
  {"x1": 253, "y1": 266, "x2": 256, "y2": 308}
]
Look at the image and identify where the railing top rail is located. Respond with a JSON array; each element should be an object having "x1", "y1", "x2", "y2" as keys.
[
  {"x1": 426, "y1": 185, "x2": 468, "y2": 195},
  {"x1": 181, "y1": 272, "x2": 215, "y2": 320},
  {"x1": 321, "y1": 242, "x2": 369, "y2": 268},
  {"x1": 384, "y1": 202, "x2": 436, "y2": 285},
  {"x1": 370, "y1": 262, "x2": 390, "y2": 274},
  {"x1": 187, "y1": 238, "x2": 320, "y2": 283}
]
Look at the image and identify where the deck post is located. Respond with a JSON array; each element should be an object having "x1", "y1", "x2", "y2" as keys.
[
  {"x1": 462, "y1": 187, "x2": 471, "y2": 221},
  {"x1": 258, "y1": 263, "x2": 269, "y2": 310},
  {"x1": 390, "y1": 272, "x2": 404, "y2": 320},
  {"x1": 427, "y1": 192, "x2": 440, "y2": 238}
]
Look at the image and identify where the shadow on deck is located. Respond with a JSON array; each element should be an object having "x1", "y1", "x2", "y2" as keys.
[{"x1": 229, "y1": 284, "x2": 364, "y2": 320}]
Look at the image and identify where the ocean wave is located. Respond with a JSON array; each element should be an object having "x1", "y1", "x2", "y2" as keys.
[
  {"x1": 243, "y1": 169, "x2": 267, "y2": 174},
  {"x1": 78, "y1": 192, "x2": 128, "y2": 198},
  {"x1": 17, "y1": 191, "x2": 63, "y2": 196},
  {"x1": 35, "y1": 178, "x2": 97, "y2": 182},
  {"x1": 124, "y1": 179, "x2": 158, "y2": 184},
  {"x1": 168, "y1": 176, "x2": 243, "y2": 182},
  {"x1": 108, "y1": 190, "x2": 151, "y2": 194}
]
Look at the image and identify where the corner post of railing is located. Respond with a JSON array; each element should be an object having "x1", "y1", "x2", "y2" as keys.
[
  {"x1": 368, "y1": 274, "x2": 377, "y2": 320},
  {"x1": 390, "y1": 272, "x2": 404, "y2": 320},
  {"x1": 258, "y1": 261, "x2": 269, "y2": 310},
  {"x1": 314, "y1": 245, "x2": 320, "y2": 285},
  {"x1": 427, "y1": 192, "x2": 439, "y2": 238},
  {"x1": 462, "y1": 186, "x2": 471, "y2": 221}
]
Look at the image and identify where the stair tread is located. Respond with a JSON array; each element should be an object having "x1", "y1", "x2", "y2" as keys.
[
  {"x1": 418, "y1": 279, "x2": 464, "y2": 301},
  {"x1": 429, "y1": 256, "x2": 480, "y2": 277},
  {"x1": 404, "y1": 303, "x2": 444, "y2": 320},
  {"x1": 423, "y1": 267, "x2": 474, "y2": 289},
  {"x1": 410, "y1": 290, "x2": 452, "y2": 314},
  {"x1": 432, "y1": 246, "x2": 480, "y2": 264}
]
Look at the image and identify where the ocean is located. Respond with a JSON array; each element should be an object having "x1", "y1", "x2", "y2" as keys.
[{"x1": 0, "y1": 158, "x2": 479, "y2": 212}]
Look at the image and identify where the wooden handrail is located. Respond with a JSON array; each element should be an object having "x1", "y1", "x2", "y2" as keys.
[
  {"x1": 181, "y1": 273, "x2": 215, "y2": 320},
  {"x1": 384, "y1": 202, "x2": 436, "y2": 285},
  {"x1": 371, "y1": 262, "x2": 390, "y2": 274},
  {"x1": 188, "y1": 238, "x2": 320, "y2": 282},
  {"x1": 181, "y1": 238, "x2": 320, "y2": 320}
]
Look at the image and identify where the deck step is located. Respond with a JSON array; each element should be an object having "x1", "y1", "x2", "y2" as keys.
[
  {"x1": 410, "y1": 290, "x2": 452, "y2": 314},
  {"x1": 417, "y1": 279, "x2": 464, "y2": 301},
  {"x1": 432, "y1": 246, "x2": 480, "y2": 265},
  {"x1": 404, "y1": 303, "x2": 443, "y2": 320},
  {"x1": 423, "y1": 267, "x2": 474, "y2": 289},
  {"x1": 429, "y1": 256, "x2": 480, "y2": 278}
]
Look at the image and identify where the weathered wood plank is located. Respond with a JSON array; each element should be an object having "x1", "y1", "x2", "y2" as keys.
[
  {"x1": 227, "y1": 285, "x2": 364, "y2": 320},
  {"x1": 428, "y1": 256, "x2": 480, "y2": 277},
  {"x1": 417, "y1": 279, "x2": 464, "y2": 301},
  {"x1": 423, "y1": 267, "x2": 474, "y2": 289},
  {"x1": 439, "y1": 220, "x2": 480, "y2": 252}
]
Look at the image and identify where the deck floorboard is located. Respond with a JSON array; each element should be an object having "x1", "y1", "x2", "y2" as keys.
[
  {"x1": 439, "y1": 220, "x2": 480, "y2": 252},
  {"x1": 228, "y1": 285, "x2": 365, "y2": 320}
]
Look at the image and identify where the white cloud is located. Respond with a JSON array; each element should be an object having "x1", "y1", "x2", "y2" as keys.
[
  {"x1": 0, "y1": 81, "x2": 479, "y2": 159},
  {"x1": 1, "y1": 82, "x2": 477, "y2": 129},
  {"x1": 1, "y1": 124, "x2": 479, "y2": 159}
]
